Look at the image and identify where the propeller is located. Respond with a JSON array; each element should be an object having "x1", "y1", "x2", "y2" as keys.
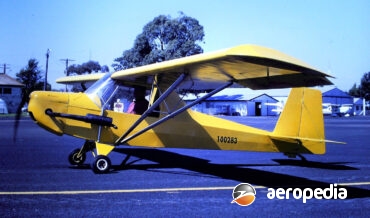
[{"x1": 13, "y1": 90, "x2": 30, "y2": 142}]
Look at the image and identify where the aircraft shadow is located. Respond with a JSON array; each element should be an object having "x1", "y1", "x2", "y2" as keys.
[
  {"x1": 271, "y1": 159, "x2": 358, "y2": 170},
  {"x1": 110, "y1": 147, "x2": 370, "y2": 199}
]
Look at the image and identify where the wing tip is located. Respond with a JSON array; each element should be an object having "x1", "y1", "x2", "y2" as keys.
[{"x1": 56, "y1": 73, "x2": 107, "y2": 84}]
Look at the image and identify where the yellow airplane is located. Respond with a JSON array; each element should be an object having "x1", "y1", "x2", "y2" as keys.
[{"x1": 27, "y1": 44, "x2": 342, "y2": 173}]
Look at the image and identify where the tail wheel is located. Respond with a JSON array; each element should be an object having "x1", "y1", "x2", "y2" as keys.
[
  {"x1": 91, "y1": 155, "x2": 111, "y2": 174},
  {"x1": 68, "y1": 148, "x2": 86, "y2": 165}
]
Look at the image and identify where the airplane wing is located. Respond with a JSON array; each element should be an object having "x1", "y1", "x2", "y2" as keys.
[
  {"x1": 57, "y1": 44, "x2": 333, "y2": 90},
  {"x1": 110, "y1": 44, "x2": 333, "y2": 90},
  {"x1": 56, "y1": 73, "x2": 106, "y2": 84}
]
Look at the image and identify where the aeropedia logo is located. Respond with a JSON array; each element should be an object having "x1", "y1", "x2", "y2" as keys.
[
  {"x1": 231, "y1": 183, "x2": 256, "y2": 206},
  {"x1": 267, "y1": 184, "x2": 347, "y2": 203},
  {"x1": 231, "y1": 183, "x2": 347, "y2": 206}
]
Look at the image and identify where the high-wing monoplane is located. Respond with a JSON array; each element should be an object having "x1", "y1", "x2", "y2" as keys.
[{"x1": 27, "y1": 44, "x2": 343, "y2": 173}]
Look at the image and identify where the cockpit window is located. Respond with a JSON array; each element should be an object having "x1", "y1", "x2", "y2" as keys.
[
  {"x1": 85, "y1": 73, "x2": 131, "y2": 110},
  {"x1": 85, "y1": 73, "x2": 114, "y2": 108}
]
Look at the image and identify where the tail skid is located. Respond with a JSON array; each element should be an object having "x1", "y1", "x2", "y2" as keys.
[{"x1": 272, "y1": 88, "x2": 331, "y2": 155}]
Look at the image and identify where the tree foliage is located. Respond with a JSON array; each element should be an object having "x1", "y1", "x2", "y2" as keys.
[
  {"x1": 14, "y1": 59, "x2": 43, "y2": 139},
  {"x1": 15, "y1": 58, "x2": 47, "y2": 126},
  {"x1": 112, "y1": 12, "x2": 204, "y2": 71},
  {"x1": 360, "y1": 71, "x2": 370, "y2": 100},
  {"x1": 67, "y1": 60, "x2": 109, "y2": 75},
  {"x1": 348, "y1": 83, "x2": 360, "y2": 97},
  {"x1": 16, "y1": 59, "x2": 46, "y2": 99},
  {"x1": 348, "y1": 72, "x2": 370, "y2": 100}
]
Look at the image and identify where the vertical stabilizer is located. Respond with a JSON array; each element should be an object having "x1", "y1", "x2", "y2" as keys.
[{"x1": 272, "y1": 88, "x2": 326, "y2": 154}]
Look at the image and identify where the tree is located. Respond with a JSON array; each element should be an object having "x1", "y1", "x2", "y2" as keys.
[
  {"x1": 16, "y1": 59, "x2": 46, "y2": 102},
  {"x1": 67, "y1": 60, "x2": 102, "y2": 75},
  {"x1": 14, "y1": 59, "x2": 46, "y2": 138},
  {"x1": 348, "y1": 83, "x2": 360, "y2": 97},
  {"x1": 359, "y1": 71, "x2": 370, "y2": 100},
  {"x1": 101, "y1": 65, "x2": 110, "y2": 73},
  {"x1": 112, "y1": 12, "x2": 204, "y2": 71},
  {"x1": 347, "y1": 72, "x2": 370, "y2": 100}
]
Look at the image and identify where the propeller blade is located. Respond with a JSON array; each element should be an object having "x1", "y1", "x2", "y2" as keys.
[{"x1": 13, "y1": 94, "x2": 28, "y2": 142}]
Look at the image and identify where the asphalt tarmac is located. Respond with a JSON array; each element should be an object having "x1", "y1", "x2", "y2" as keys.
[{"x1": 0, "y1": 116, "x2": 369, "y2": 217}]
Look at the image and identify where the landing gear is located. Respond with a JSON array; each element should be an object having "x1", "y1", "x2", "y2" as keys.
[
  {"x1": 68, "y1": 140, "x2": 95, "y2": 166},
  {"x1": 68, "y1": 140, "x2": 113, "y2": 174},
  {"x1": 68, "y1": 149, "x2": 86, "y2": 165},
  {"x1": 91, "y1": 155, "x2": 111, "y2": 174}
]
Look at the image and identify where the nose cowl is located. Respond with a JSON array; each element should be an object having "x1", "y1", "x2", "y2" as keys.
[{"x1": 28, "y1": 91, "x2": 69, "y2": 135}]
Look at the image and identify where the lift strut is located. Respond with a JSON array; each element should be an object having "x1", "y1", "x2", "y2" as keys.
[{"x1": 116, "y1": 78, "x2": 233, "y2": 145}]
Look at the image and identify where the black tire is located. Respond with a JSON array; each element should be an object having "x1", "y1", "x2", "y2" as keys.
[
  {"x1": 91, "y1": 155, "x2": 111, "y2": 174},
  {"x1": 68, "y1": 148, "x2": 86, "y2": 165}
]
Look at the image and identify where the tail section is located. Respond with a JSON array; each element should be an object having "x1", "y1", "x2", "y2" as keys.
[{"x1": 272, "y1": 88, "x2": 326, "y2": 154}]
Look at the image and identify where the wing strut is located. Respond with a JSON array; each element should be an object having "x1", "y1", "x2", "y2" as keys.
[
  {"x1": 116, "y1": 80, "x2": 234, "y2": 145},
  {"x1": 114, "y1": 73, "x2": 188, "y2": 145}
]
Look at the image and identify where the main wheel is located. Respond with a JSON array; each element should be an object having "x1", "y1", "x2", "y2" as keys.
[
  {"x1": 68, "y1": 148, "x2": 86, "y2": 165},
  {"x1": 91, "y1": 155, "x2": 111, "y2": 174}
]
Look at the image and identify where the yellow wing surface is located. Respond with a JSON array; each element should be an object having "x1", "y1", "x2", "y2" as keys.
[
  {"x1": 57, "y1": 44, "x2": 333, "y2": 89},
  {"x1": 56, "y1": 73, "x2": 106, "y2": 84}
]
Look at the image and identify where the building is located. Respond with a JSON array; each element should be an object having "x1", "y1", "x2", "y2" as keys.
[
  {"x1": 184, "y1": 89, "x2": 250, "y2": 116},
  {"x1": 0, "y1": 73, "x2": 24, "y2": 113},
  {"x1": 247, "y1": 94, "x2": 279, "y2": 116},
  {"x1": 322, "y1": 88, "x2": 354, "y2": 116},
  {"x1": 184, "y1": 88, "x2": 279, "y2": 116},
  {"x1": 353, "y1": 98, "x2": 369, "y2": 116},
  {"x1": 322, "y1": 88, "x2": 353, "y2": 105},
  {"x1": 184, "y1": 87, "x2": 367, "y2": 117}
]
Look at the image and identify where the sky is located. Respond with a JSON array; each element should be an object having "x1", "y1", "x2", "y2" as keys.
[{"x1": 1, "y1": 0, "x2": 369, "y2": 94}]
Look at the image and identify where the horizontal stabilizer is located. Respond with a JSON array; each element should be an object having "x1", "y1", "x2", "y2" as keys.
[{"x1": 270, "y1": 135, "x2": 346, "y2": 145}]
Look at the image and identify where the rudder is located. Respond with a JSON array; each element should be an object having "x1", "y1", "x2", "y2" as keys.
[{"x1": 272, "y1": 88, "x2": 326, "y2": 154}]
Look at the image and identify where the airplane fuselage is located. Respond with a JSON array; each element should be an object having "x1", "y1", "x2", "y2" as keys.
[{"x1": 28, "y1": 90, "x2": 313, "y2": 155}]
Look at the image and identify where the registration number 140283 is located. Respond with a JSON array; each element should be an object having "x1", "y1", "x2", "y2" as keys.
[{"x1": 217, "y1": 136, "x2": 238, "y2": 144}]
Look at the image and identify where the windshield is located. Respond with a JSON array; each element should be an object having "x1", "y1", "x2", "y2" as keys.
[{"x1": 85, "y1": 73, "x2": 131, "y2": 110}]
